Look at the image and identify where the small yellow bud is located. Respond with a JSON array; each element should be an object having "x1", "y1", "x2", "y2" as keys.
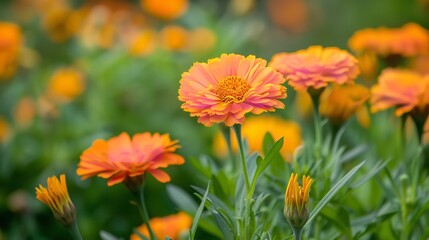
[{"x1": 284, "y1": 173, "x2": 313, "y2": 228}]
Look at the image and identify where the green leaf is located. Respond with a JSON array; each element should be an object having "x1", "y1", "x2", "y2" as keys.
[
  {"x1": 320, "y1": 205, "x2": 352, "y2": 239},
  {"x1": 304, "y1": 161, "x2": 365, "y2": 228},
  {"x1": 100, "y1": 230, "x2": 123, "y2": 240},
  {"x1": 351, "y1": 160, "x2": 389, "y2": 189},
  {"x1": 211, "y1": 209, "x2": 234, "y2": 240},
  {"x1": 166, "y1": 184, "x2": 198, "y2": 214},
  {"x1": 190, "y1": 180, "x2": 211, "y2": 240}
]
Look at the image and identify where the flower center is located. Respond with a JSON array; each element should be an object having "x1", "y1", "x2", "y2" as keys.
[{"x1": 215, "y1": 76, "x2": 250, "y2": 103}]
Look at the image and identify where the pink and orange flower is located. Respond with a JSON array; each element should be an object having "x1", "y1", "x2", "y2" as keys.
[
  {"x1": 370, "y1": 68, "x2": 429, "y2": 117},
  {"x1": 178, "y1": 53, "x2": 287, "y2": 127},
  {"x1": 348, "y1": 23, "x2": 429, "y2": 57},
  {"x1": 77, "y1": 132, "x2": 184, "y2": 186},
  {"x1": 270, "y1": 46, "x2": 359, "y2": 91}
]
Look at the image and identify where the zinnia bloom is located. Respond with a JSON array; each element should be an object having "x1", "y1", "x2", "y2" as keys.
[
  {"x1": 213, "y1": 115, "x2": 302, "y2": 162},
  {"x1": 284, "y1": 173, "x2": 313, "y2": 228},
  {"x1": 370, "y1": 68, "x2": 429, "y2": 117},
  {"x1": 319, "y1": 84, "x2": 370, "y2": 126},
  {"x1": 130, "y1": 212, "x2": 192, "y2": 240},
  {"x1": 0, "y1": 22, "x2": 22, "y2": 80},
  {"x1": 270, "y1": 45, "x2": 360, "y2": 91},
  {"x1": 348, "y1": 23, "x2": 429, "y2": 57},
  {"x1": 178, "y1": 53, "x2": 287, "y2": 127},
  {"x1": 35, "y1": 174, "x2": 76, "y2": 226},
  {"x1": 47, "y1": 67, "x2": 85, "y2": 102},
  {"x1": 141, "y1": 0, "x2": 188, "y2": 20},
  {"x1": 77, "y1": 132, "x2": 185, "y2": 186}
]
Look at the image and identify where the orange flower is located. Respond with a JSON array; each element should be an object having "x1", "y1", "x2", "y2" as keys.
[
  {"x1": 178, "y1": 53, "x2": 287, "y2": 127},
  {"x1": 47, "y1": 67, "x2": 85, "y2": 102},
  {"x1": 130, "y1": 212, "x2": 192, "y2": 240},
  {"x1": 370, "y1": 69, "x2": 429, "y2": 117},
  {"x1": 35, "y1": 174, "x2": 76, "y2": 226},
  {"x1": 267, "y1": 0, "x2": 308, "y2": 33},
  {"x1": 0, "y1": 117, "x2": 11, "y2": 143},
  {"x1": 348, "y1": 23, "x2": 429, "y2": 57},
  {"x1": 213, "y1": 115, "x2": 302, "y2": 162},
  {"x1": 284, "y1": 173, "x2": 313, "y2": 228},
  {"x1": 270, "y1": 46, "x2": 360, "y2": 91},
  {"x1": 160, "y1": 25, "x2": 188, "y2": 51},
  {"x1": 141, "y1": 0, "x2": 188, "y2": 20},
  {"x1": 14, "y1": 96, "x2": 36, "y2": 127},
  {"x1": 319, "y1": 84, "x2": 370, "y2": 126},
  {"x1": 77, "y1": 132, "x2": 185, "y2": 186},
  {"x1": 356, "y1": 51, "x2": 379, "y2": 81},
  {"x1": 41, "y1": 6, "x2": 76, "y2": 43},
  {"x1": 0, "y1": 22, "x2": 22, "y2": 80}
]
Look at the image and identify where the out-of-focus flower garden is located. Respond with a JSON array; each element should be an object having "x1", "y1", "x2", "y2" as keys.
[{"x1": 1, "y1": 0, "x2": 429, "y2": 239}]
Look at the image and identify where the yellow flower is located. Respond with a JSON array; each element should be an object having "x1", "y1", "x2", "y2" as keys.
[
  {"x1": 140, "y1": 0, "x2": 188, "y2": 20},
  {"x1": 0, "y1": 22, "x2": 22, "y2": 80},
  {"x1": 128, "y1": 29, "x2": 157, "y2": 56},
  {"x1": 41, "y1": 5, "x2": 76, "y2": 43},
  {"x1": 47, "y1": 67, "x2": 85, "y2": 102},
  {"x1": 319, "y1": 84, "x2": 370, "y2": 126},
  {"x1": 187, "y1": 28, "x2": 217, "y2": 53},
  {"x1": 284, "y1": 173, "x2": 313, "y2": 228},
  {"x1": 213, "y1": 115, "x2": 302, "y2": 162},
  {"x1": 356, "y1": 51, "x2": 379, "y2": 81},
  {"x1": 35, "y1": 174, "x2": 76, "y2": 227},
  {"x1": 130, "y1": 212, "x2": 192, "y2": 240}
]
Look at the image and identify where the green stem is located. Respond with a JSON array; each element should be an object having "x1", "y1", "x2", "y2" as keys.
[
  {"x1": 138, "y1": 187, "x2": 157, "y2": 240},
  {"x1": 232, "y1": 124, "x2": 251, "y2": 192},
  {"x1": 69, "y1": 220, "x2": 83, "y2": 240},
  {"x1": 220, "y1": 124, "x2": 237, "y2": 171},
  {"x1": 310, "y1": 94, "x2": 322, "y2": 162},
  {"x1": 292, "y1": 227, "x2": 302, "y2": 240}
]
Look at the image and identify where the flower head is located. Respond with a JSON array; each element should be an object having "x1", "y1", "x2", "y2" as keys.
[
  {"x1": 213, "y1": 115, "x2": 302, "y2": 162},
  {"x1": 140, "y1": 0, "x2": 188, "y2": 20},
  {"x1": 284, "y1": 173, "x2": 313, "y2": 228},
  {"x1": 160, "y1": 25, "x2": 188, "y2": 51},
  {"x1": 130, "y1": 212, "x2": 192, "y2": 240},
  {"x1": 0, "y1": 22, "x2": 22, "y2": 80},
  {"x1": 320, "y1": 84, "x2": 370, "y2": 126},
  {"x1": 348, "y1": 23, "x2": 429, "y2": 57},
  {"x1": 270, "y1": 46, "x2": 360, "y2": 91},
  {"x1": 370, "y1": 68, "x2": 429, "y2": 117},
  {"x1": 77, "y1": 132, "x2": 185, "y2": 186},
  {"x1": 47, "y1": 67, "x2": 85, "y2": 102},
  {"x1": 35, "y1": 174, "x2": 76, "y2": 227},
  {"x1": 178, "y1": 53, "x2": 287, "y2": 127}
]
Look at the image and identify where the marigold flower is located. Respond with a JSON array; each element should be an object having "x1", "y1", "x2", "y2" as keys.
[
  {"x1": 370, "y1": 68, "x2": 429, "y2": 117},
  {"x1": 178, "y1": 53, "x2": 287, "y2": 127},
  {"x1": 77, "y1": 132, "x2": 185, "y2": 186},
  {"x1": 47, "y1": 67, "x2": 85, "y2": 102},
  {"x1": 130, "y1": 212, "x2": 192, "y2": 240},
  {"x1": 270, "y1": 46, "x2": 360, "y2": 91},
  {"x1": 319, "y1": 84, "x2": 370, "y2": 126},
  {"x1": 348, "y1": 23, "x2": 429, "y2": 57},
  {"x1": 284, "y1": 173, "x2": 313, "y2": 228},
  {"x1": 213, "y1": 115, "x2": 302, "y2": 162},
  {"x1": 0, "y1": 22, "x2": 22, "y2": 80},
  {"x1": 35, "y1": 174, "x2": 76, "y2": 227},
  {"x1": 141, "y1": 0, "x2": 188, "y2": 20}
]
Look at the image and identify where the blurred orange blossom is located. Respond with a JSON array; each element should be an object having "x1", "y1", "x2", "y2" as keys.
[
  {"x1": 270, "y1": 46, "x2": 359, "y2": 91},
  {"x1": 371, "y1": 68, "x2": 429, "y2": 117},
  {"x1": 47, "y1": 67, "x2": 85, "y2": 103},
  {"x1": 178, "y1": 53, "x2": 287, "y2": 127},
  {"x1": 77, "y1": 132, "x2": 184, "y2": 186},
  {"x1": 0, "y1": 22, "x2": 22, "y2": 80},
  {"x1": 141, "y1": 0, "x2": 188, "y2": 20},
  {"x1": 213, "y1": 115, "x2": 302, "y2": 162},
  {"x1": 130, "y1": 212, "x2": 192, "y2": 240},
  {"x1": 320, "y1": 84, "x2": 370, "y2": 126}
]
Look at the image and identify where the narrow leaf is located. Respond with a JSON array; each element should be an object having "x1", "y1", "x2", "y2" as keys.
[
  {"x1": 304, "y1": 161, "x2": 365, "y2": 228},
  {"x1": 190, "y1": 181, "x2": 211, "y2": 240}
]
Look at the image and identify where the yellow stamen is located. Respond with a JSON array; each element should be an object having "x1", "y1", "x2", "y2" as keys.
[{"x1": 215, "y1": 76, "x2": 250, "y2": 103}]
